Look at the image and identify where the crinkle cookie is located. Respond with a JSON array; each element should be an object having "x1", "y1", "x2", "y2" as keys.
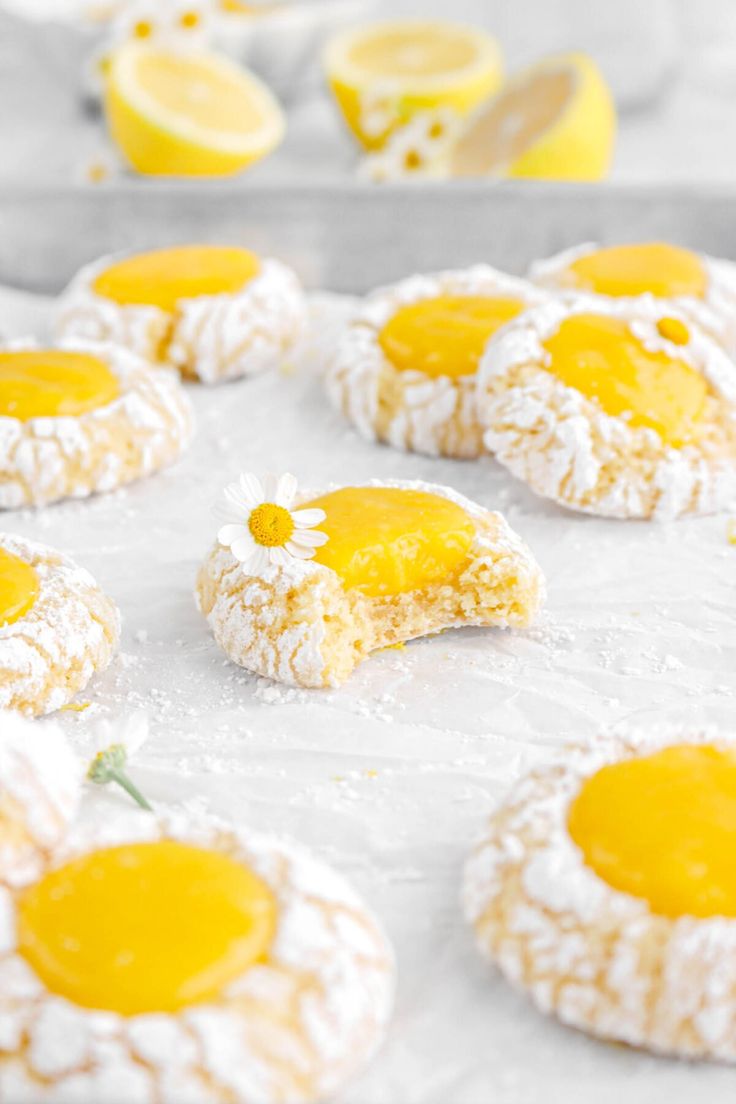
[
  {"x1": 0, "y1": 712, "x2": 81, "y2": 885},
  {"x1": 0, "y1": 533, "x2": 120, "y2": 717},
  {"x1": 0, "y1": 809, "x2": 395, "y2": 1102},
  {"x1": 55, "y1": 244, "x2": 308, "y2": 384},
  {"x1": 196, "y1": 473, "x2": 545, "y2": 688},
  {"x1": 530, "y1": 241, "x2": 736, "y2": 356},
  {"x1": 0, "y1": 338, "x2": 194, "y2": 508},
  {"x1": 477, "y1": 295, "x2": 736, "y2": 519},
  {"x1": 464, "y1": 727, "x2": 736, "y2": 1061},
  {"x1": 326, "y1": 265, "x2": 547, "y2": 458}
]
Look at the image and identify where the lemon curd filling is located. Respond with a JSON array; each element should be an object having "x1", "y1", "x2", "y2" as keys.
[
  {"x1": 0, "y1": 550, "x2": 39, "y2": 626},
  {"x1": 566, "y1": 243, "x2": 707, "y2": 299},
  {"x1": 302, "y1": 486, "x2": 475, "y2": 597},
  {"x1": 0, "y1": 351, "x2": 119, "y2": 421},
  {"x1": 379, "y1": 295, "x2": 525, "y2": 380},
  {"x1": 17, "y1": 840, "x2": 277, "y2": 1015},
  {"x1": 93, "y1": 245, "x2": 261, "y2": 312},
  {"x1": 568, "y1": 745, "x2": 736, "y2": 919},
  {"x1": 543, "y1": 313, "x2": 708, "y2": 446}
]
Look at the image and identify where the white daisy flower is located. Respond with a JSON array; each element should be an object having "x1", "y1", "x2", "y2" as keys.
[
  {"x1": 87, "y1": 712, "x2": 152, "y2": 811},
  {"x1": 358, "y1": 108, "x2": 459, "y2": 182},
  {"x1": 214, "y1": 472, "x2": 329, "y2": 575}
]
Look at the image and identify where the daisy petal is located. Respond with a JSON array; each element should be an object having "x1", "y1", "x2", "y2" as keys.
[
  {"x1": 261, "y1": 473, "x2": 279, "y2": 503},
  {"x1": 268, "y1": 546, "x2": 291, "y2": 567},
  {"x1": 285, "y1": 541, "x2": 315, "y2": 559},
  {"x1": 217, "y1": 523, "x2": 249, "y2": 547},
  {"x1": 275, "y1": 473, "x2": 298, "y2": 509},
  {"x1": 241, "y1": 545, "x2": 268, "y2": 575},
  {"x1": 212, "y1": 500, "x2": 246, "y2": 525},
  {"x1": 231, "y1": 534, "x2": 257, "y2": 562},
  {"x1": 291, "y1": 508, "x2": 326, "y2": 528},
  {"x1": 290, "y1": 528, "x2": 329, "y2": 548},
  {"x1": 238, "y1": 473, "x2": 264, "y2": 505}
]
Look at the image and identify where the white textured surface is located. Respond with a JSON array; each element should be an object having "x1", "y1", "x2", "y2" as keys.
[{"x1": 2, "y1": 287, "x2": 736, "y2": 1102}]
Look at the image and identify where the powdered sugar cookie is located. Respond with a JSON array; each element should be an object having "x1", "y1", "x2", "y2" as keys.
[
  {"x1": 464, "y1": 727, "x2": 736, "y2": 1061},
  {"x1": 0, "y1": 809, "x2": 394, "y2": 1102},
  {"x1": 0, "y1": 712, "x2": 81, "y2": 885},
  {"x1": 477, "y1": 295, "x2": 736, "y2": 519},
  {"x1": 56, "y1": 245, "x2": 308, "y2": 384},
  {"x1": 0, "y1": 534, "x2": 120, "y2": 717},
  {"x1": 326, "y1": 266, "x2": 547, "y2": 458},
  {"x1": 196, "y1": 472, "x2": 544, "y2": 688},
  {"x1": 530, "y1": 241, "x2": 736, "y2": 356},
  {"x1": 0, "y1": 338, "x2": 194, "y2": 508}
]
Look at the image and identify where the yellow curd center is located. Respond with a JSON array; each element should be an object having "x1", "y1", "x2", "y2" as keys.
[
  {"x1": 0, "y1": 550, "x2": 39, "y2": 626},
  {"x1": 93, "y1": 245, "x2": 261, "y2": 312},
  {"x1": 568, "y1": 744, "x2": 736, "y2": 919},
  {"x1": 543, "y1": 312, "x2": 708, "y2": 446},
  {"x1": 379, "y1": 294, "x2": 525, "y2": 380},
  {"x1": 0, "y1": 350, "x2": 119, "y2": 421},
  {"x1": 302, "y1": 486, "x2": 475, "y2": 597},
  {"x1": 566, "y1": 242, "x2": 707, "y2": 299},
  {"x1": 17, "y1": 840, "x2": 277, "y2": 1015}
]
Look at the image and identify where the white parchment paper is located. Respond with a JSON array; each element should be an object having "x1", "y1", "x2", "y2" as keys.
[{"x1": 2, "y1": 288, "x2": 736, "y2": 1103}]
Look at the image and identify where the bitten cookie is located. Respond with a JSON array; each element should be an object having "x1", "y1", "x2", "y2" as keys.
[
  {"x1": 530, "y1": 241, "x2": 736, "y2": 356},
  {"x1": 326, "y1": 265, "x2": 547, "y2": 458},
  {"x1": 464, "y1": 727, "x2": 736, "y2": 1062},
  {"x1": 477, "y1": 295, "x2": 736, "y2": 519},
  {"x1": 196, "y1": 472, "x2": 544, "y2": 688},
  {"x1": 0, "y1": 338, "x2": 194, "y2": 508},
  {"x1": 0, "y1": 534, "x2": 120, "y2": 716},
  {"x1": 55, "y1": 244, "x2": 308, "y2": 384}
]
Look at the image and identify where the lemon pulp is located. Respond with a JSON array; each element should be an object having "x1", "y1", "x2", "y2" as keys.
[
  {"x1": 350, "y1": 25, "x2": 479, "y2": 78},
  {"x1": 0, "y1": 350, "x2": 119, "y2": 421},
  {"x1": 17, "y1": 841, "x2": 277, "y2": 1014},
  {"x1": 302, "y1": 486, "x2": 475, "y2": 597},
  {"x1": 543, "y1": 313, "x2": 708, "y2": 446},
  {"x1": 566, "y1": 243, "x2": 707, "y2": 299},
  {"x1": 0, "y1": 550, "x2": 39, "y2": 626},
  {"x1": 379, "y1": 295, "x2": 524, "y2": 380},
  {"x1": 568, "y1": 744, "x2": 736, "y2": 918},
  {"x1": 93, "y1": 245, "x2": 260, "y2": 312}
]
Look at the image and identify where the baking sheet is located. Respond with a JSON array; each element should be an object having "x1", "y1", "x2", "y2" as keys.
[{"x1": 2, "y1": 286, "x2": 736, "y2": 1103}]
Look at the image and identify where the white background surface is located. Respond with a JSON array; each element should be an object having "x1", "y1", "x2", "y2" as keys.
[{"x1": 2, "y1": 288, "x2": 736, "y2": 1101}]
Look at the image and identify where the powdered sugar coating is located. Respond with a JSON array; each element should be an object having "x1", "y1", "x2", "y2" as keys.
[
  {"x1": 0, "y1": 534, "x2": 120, "y2": 717},
  {"x1": 464, "y1": 726, "x2": 736, "y2": 1061},
  {"x1": 0, "y1": 810, "x2": 395, "y2": 1102},
  {"x1": 0, "y1": 713, "x2": 81, "y2": 885},
  {"x1": 196, "y1": 477, "x2": 545, "y2": 688},
  {"x1": 326, "y1": 266, "x2": 548, "y2": 459},
  {"x1": 530, "y1": 242, "x2": 736, "y2": 357},
  {"x1": 55, "y1": 255, "x2": 309, "y2": 385},
  {"x1": 477, "y1": 294, "x2": 736, "y2": 519},
  {"x1": 0, "y1": 337, "x2": 194, "y2": 508}
]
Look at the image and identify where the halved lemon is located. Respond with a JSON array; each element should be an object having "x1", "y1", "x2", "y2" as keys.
[
  {"x1": 104, "y1": 42, "x2": 285, "y2": 177},
  {"x1": 448, "y1": 52, "x2": 615, "y2": 181},
  {"x1": 324, "y1": 20, "x2": 503, "y2": 150}
]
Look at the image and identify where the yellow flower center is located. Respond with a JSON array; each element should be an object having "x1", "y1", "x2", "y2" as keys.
[
  {"x1": 568, "y1": 744, "x2": 736, "y2": 919},
  {"x1": 543, "y1": 312, "x2": 708, "y2": 447},
  {"x1": 133, "y1": 19, "x2": 154, "y2": 39},
  {"x1": 380, "y1": 294, "x2": 525, "y2": 381},
  {"x1": 248, "y1": 503, "x2": 295, "y2": 547},
  {"x1": 302, "y1": 486, "x2": 474, "y2": 596},
  {"x1": 0, "y1": 550, "x2": 40, "y2": 626},
  {"x1": 0, "y1": 350, "x2": 119, "y2": 421},
  {"x1": 93, "y1": 246, "x2": 261, "y2": 314},
  {"x1": 566, "y1": 242, "x2": 707, "y2": 299},
  {"x1": 180, "y1": 10, "x2": 201, "y2": 29},
  {"x1": 17, "y1": 841, "x2": 277, "y2": 1014}
]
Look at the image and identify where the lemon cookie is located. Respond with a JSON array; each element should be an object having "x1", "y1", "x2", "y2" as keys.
[
  {"x1": 326, "y1": 266, "x2": 547, "y2": 458},
  {"x1": 0, "y1": 713, "x2": 81, "y2": 884},
  {"x1": 531, "y1": 241, "x2": 736, "y2": 355},
  {"x1": 477, "y1": 296, "x2": 736, "y2": 519},
  {"x1": 56, "y1": 244, "x2": 308, "y2": 384},
  {"x1": 0, "y1": 809, "x2": 394, "y2": 1102},
  {"x1": 0, "y1": 534, "x2": 120, "y2": 717},
  {"x1": 464, "y1": 727, "x2": 736, "y2": 1061},
  {"x1": 0, "y1": 338, "x2": 193, "y2": 508},
  {"x1": 196, "y1": 472, "x2": 544, "y2": 688}
]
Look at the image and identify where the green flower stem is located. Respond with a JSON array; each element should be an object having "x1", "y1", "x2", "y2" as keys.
[
  {"x1": 87, "y1": 743, "x2": 153, "y2": 811},
  {"x1": 107, "y1": 769, "x2": 153, "y2": 812}
]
